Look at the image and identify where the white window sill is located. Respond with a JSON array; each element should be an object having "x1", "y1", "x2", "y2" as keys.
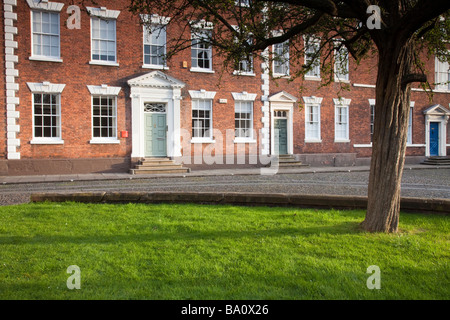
[
  {"x1": 29, "y1": 56, "x2": 63, "y2": 63},
  {"x1": 190, "y1": 138, "x2": 216, "y2": 144},
  {"x1": 305, "y1": 139, "x2": 322, "y2": 143},
  {"x1": 304, "y1": 76, "x2": 321, "y2": 81},
  {"x1": 89, "y1": 139, "x2": 120, "y2": 144},
  {"x1": 273, "y1": 73, "x2": 291, "y2": 79},
  {"x1": 335, "y1": 139, "x2": 351, "y2": 143},
  {"x1": 334, "y1": 78, "x2": 350, "y2": 83},
  {"x1": 142, "y1": 64, "x2": 169, "y2": 70},
  {"x1": 190, "y1": 67, "x2": 215, "y2": 74},
  {"x1": 407, "y1": 144, "x2": 426, "y2": 147},
  {"x1": 233, "y1": 71, "x2": 255, "y2": 77},
  {"x1": 234, "y1": 138, "x2": 257, "y2": 144},
  {"x1": 30, "y1": 139, "x2": 64, "y2": 145},
  {"x1": 89, "y1": 60, "x2": 119, "y2": 67},
  {"x1": 353, "y1": 144, "x2": 372, "y2": 148},
  {"x1": 432, "y1": 88, "x2": 450, "y2": 93}
]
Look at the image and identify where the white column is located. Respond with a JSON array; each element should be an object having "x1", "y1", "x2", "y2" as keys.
[{"x1": 4, "y1": 0, "x2": 20, "y2": 159}]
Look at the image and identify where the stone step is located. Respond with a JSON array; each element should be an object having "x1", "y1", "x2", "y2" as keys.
[
  {"x1": 130, "y1": 167, "x2": 191, "y2": 175},
  {"x1": 134, "y1": 164, "x2": 185, "y2": 170},
  {"x1": 140, "y1": 158, "x2": 174, "y2": 164},
  {"x1": 278, "y1": 161, "x2": 309, "y2": 167},
  {"x1": 421, "y1": 156, "x2": 450, "y2": 165},
  {"x1": 131, "y1": 157, "x2": 191, "y2": 175}
]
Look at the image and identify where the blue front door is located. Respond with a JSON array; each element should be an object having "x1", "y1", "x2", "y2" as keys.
[{"x1": 429, "y1": 122, "x2": 439, "y2": 156}]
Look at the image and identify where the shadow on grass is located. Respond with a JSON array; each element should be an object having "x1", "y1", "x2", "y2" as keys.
[{"x1": 0, "y1": 221, "x2": 362, "y2": 245}]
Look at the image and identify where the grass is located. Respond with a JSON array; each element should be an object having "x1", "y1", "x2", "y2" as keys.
[{"x1": 0, "y1": 202, "x2": 448, "y2": 300}]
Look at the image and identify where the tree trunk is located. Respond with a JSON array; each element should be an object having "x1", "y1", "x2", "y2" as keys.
[{"x1": 360, "y1": 39, "x2": 416, "y2": 233}]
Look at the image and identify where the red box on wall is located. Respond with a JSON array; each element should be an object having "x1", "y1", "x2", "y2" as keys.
[{"x1": 121, "y1": 131, "x2": 128, "y2": 138}]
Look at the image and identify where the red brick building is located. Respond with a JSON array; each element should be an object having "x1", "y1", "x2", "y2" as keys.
[{"x1": 1, "y1": 0, "x2": 449, "y2": 175}]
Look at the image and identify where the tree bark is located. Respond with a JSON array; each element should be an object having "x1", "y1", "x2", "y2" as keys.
[{"x1": 360, "y1": 38, "x2": 416, "y2": 233}]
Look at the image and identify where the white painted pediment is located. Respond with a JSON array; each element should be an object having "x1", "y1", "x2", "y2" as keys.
[
  {"x1": 423, "y1": 104, "x2": 450, "y2": 116},
  {"x1": 268, "y1": 91, "x2": 298, "y2": 103},
  {"x1": 127, "y1": 71, "x2": 185, "y2": 89}
]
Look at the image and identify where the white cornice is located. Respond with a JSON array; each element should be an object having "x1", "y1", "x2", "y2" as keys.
[
  {"x1": 189, "y1": 90, "x2": 216, "y2": 100},
  {"x1": 86, "y1": 7, "x2": 120, "y2": 19},
  {"x1": 26, "y1": 0, "x2": 64, "y2": 12},
  {"x1": 232, "y1": 92, "x2": 257, "y2": 101},
  {"x1": 27, "y1": 82, "x2": 65, "y2": 93},
  {"x1": 303, "y1": 96, "x2": 323, "y2": 105},
  {"x1": 333, "y1": 98, "x2": 351, "y2": 106},
  {"x1": 87, "y1": 85, "x2": 121, "y2": 96}
]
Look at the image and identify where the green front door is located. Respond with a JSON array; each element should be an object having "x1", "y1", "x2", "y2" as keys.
[
  {"x1": 145, "y1": 113, "x2": 167, "y2": 157},
  {"x1": 274, "y1": 118, "x2": 288, "y2": 155}
]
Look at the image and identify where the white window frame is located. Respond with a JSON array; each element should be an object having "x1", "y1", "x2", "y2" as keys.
[
  {"x1": 435, "y1": 56, "x2": 450, "y2": 92},
  {"x1": 142, "y1": 14, "x2": 170, "y2": 70},
  {"x1": 232, "y1": 27, "x2": 255, "y2": 76},
  {"x1": 88, "y1": 7, "x2": 120, "y2": 66},
  {"x1": 87, "y1": 85, "x2": 122, "y2": 144},
  {"x1": 303, "y1": 96, "x2": 323, "y2": 142},
  {"x1": 334, "y1": 44, "x2": 349, "y2": 82},
  {"x1": 232, "y1": 92, "x2": 257, "y2": 143},
  {"x1": 273, "y1": 40, "x2": 290, "y2": 77},
  {"x1": 27, "y1": 82, "x2": 65, "y2": 145},
  {"x1": 190, "y1": 21, "x2": 214, "y2": 73},
  {"x1": 369, "y1": 99, "x2": 375, "y2": 144},
  {"x1": 407, "y1": 101, "x2": 415, "y2": 145},
  {"x1": 189, "y1": 90, "x2": 216, "y2": 143},
  {"x1": 304, "y1": 36, "x2": 321, "y2": 80},
  {"x1": 333, "y1": 98, "x2": 351, "y2": 142},
  {"x1": 28, "y1": 0, "x2": 64, "y2": 63}
]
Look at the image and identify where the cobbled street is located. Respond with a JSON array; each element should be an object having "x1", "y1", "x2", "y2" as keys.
[{"x1": 0, "y1": 168, "x2": 449, "y2": 206}]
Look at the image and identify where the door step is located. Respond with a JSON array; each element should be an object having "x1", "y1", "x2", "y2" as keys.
[
  {"x1": 130, "y1": 158, "x2": 191, "y2": 175},
  {"x1": 271, "y1": 154, "x2": 309, "y2": 168},
  {"x1": 421, "y1": 156, "x2": 450, "y2": 166}
]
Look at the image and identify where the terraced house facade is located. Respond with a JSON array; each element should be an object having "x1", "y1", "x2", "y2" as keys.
[{"x1": 1, "y1": 0, "x2": 449, "y2": 175}]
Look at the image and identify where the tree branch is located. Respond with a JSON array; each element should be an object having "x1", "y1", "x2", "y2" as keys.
[{"x1": 402, "y1": 73, "x2": 427, "y2": 86}]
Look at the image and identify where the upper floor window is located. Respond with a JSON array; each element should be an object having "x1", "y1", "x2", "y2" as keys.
[
  {"x1": 191, "y1": 21, "x2": 213, "y2": 72},
  {"x1": 273, "y1": 40, "x2": 290, "y2": 76},
  {"x1": 91, "y1": 18, "x2": 116, "y2": 63},
  {"x1": 435, "y1": 56, "x2": 450, "y2": 91},
  {"x1": 27, "y1": 1, "x2": 64, "y2": 62},
  {"x1": 304, "y1": 36, "x2": 321, "y2": 79},
  {"x1": 143, "y1": 24, "x2": 167, "y2": 68},
  {"x1": 235, "y1": 0, "x2": 251, "y2": 6},
  {"x1": 234, "y1": 33, "x2": 254, "y2": 75},
  {"x1": 87, "y1": 7, "x2": 121, "y2": 66},
  {"x1": 142, "y1": 14, "x2": 170, "y2": 69},
  {"x1": 334, "y1": 45, "x2": 349, "y2": 82},
  {"x1": 31, "y1": 11, "x2": 60, "y2": 60}
]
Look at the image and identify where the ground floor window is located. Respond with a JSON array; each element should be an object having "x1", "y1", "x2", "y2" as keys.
[
  {"x1": 235, "y1": 101, "x2": 253, "y2": 138},
  {"x1": 92, "y1": 96, "x2": 117, "y2": 139},
  {"x1": 192, "y1": 99, "x2": 212, "y2": 139},
  {"x1": 33, "y1": 93, "x2": 61, "y2": 139},
  {"x1": 334, "y1": 98, "x2": 350, "y2": 142},
  {"x1": 305, "y1": 104, "x2": 320, "y2": 141}
]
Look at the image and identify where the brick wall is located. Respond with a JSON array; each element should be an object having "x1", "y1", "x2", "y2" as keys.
[{"x1": 2, "y1": 0, "x2": 449, "y2": 173}]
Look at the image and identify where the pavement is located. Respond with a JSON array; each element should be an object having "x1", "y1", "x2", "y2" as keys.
[{"x1": 0, "y1": 163, "x2": 448, "y2": 185}]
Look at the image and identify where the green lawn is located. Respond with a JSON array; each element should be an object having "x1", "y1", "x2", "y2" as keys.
[{"x1": 0, "y1": 202, "x2": 448, "y2": 300}]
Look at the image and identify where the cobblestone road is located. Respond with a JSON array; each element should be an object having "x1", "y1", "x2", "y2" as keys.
[{"x1": 0, "y1": 168, "x2": 449, "y2": 206}]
